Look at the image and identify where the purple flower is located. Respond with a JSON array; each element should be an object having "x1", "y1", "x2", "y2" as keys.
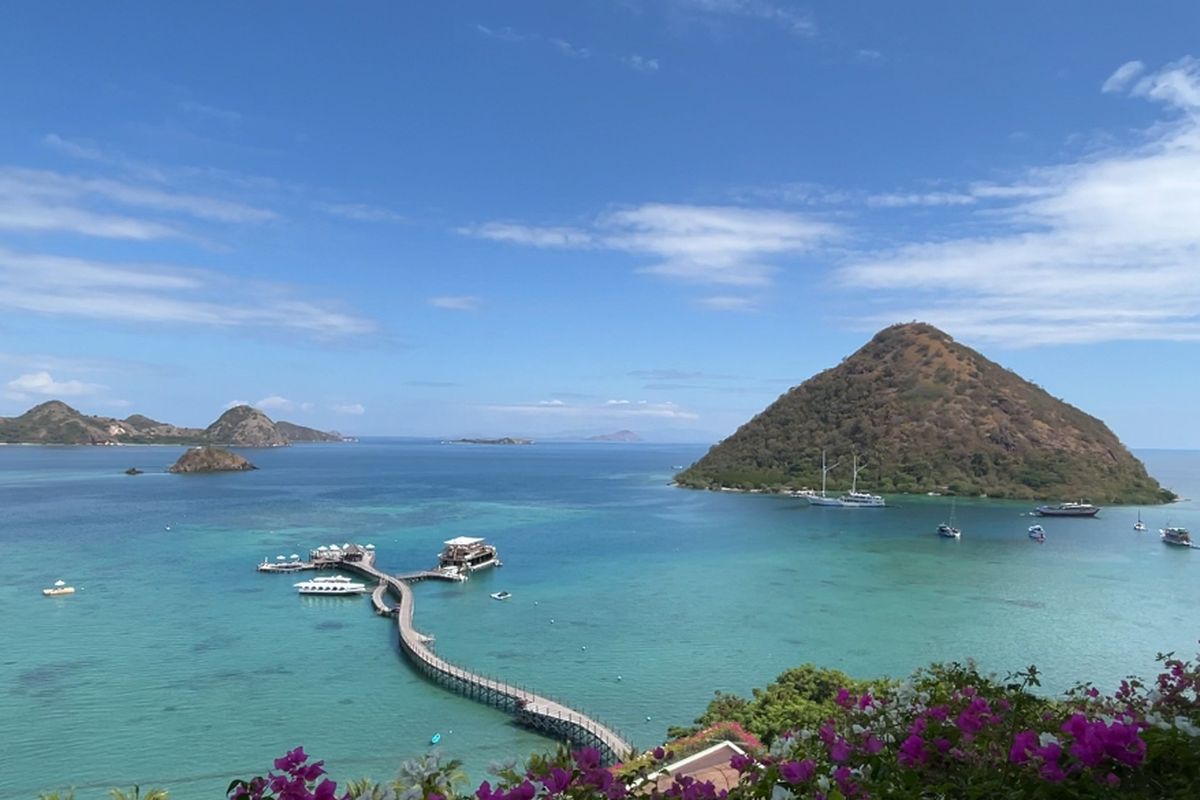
[
  {"x1": 475, "y1": 781, "x2": 498, "y2": 800},
  {"x1": 541, "y1": 767, "x2": 572, "y2": 795},
  {"x1": 729, "y1": 754, "x2": 755, "y2": 774},
  {"x1": 835, "y1": 688, "x2": 853, "y2": 708},
  {"x1": 829, "y1": 738, "x2": 852, "y2": 763},
  {"x1": 507, "y1": 781, "x2": 536, "y2": 800},
  {"x1": 779, "y1": 760, "x2": 815, "y2": 785},
  {"x1": 1009, "y1": 730, "x2": 1038, "y2": 764},
  {"x1": 863, "y1": 734, "x2": 884, "y2": 755},
  {"x1": 573, "y1": 748, "x2": 602, "y2": 771},
  {"x1": 653, "y1": 746, "x2": 666, "y2": 761},
  {"x1": 898, "y1": 734, "x2": 927, "y2": 768}
]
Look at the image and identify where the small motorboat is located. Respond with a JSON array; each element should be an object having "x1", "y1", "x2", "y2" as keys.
[
  {"x1": 430, "y1": 733, "x2": 442, "y2": 745},
  {"x1": 42, "y1": 579, "x2": 76, "y2": 597},
  {"x1": 936, "y1": 523, "x2": 960, "y2": 539},
  {"x1": 1028, "y1": 524, "x2": 1046, "y2": 542},
  {"x1": 490, "y1": 591, "x2": 512, "y2": 601}
]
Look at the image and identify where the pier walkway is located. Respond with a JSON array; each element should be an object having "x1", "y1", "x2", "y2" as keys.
[{"x1": 297, "y1": 549, "x2": 633, "y2": 764}]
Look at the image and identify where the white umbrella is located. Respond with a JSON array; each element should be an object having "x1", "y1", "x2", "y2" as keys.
[
  {"x1": 290, "y1": 553, "x2": 300, "y2": 559},
  {"x1": 276, "y1": 555, "x2": 286, "y2": 561},
  {"x1": 54, "y1": 579, "x2": 65, "y2": 586},
  {"x1": 365, "y1": 544, "x2": 375, "y2": 549},
  {"x1": 317, "y1": 545, "x2": 328, "y2": 551},
  {"x1": 329, "y1": 544, "x2": 341, "y2": 551}
]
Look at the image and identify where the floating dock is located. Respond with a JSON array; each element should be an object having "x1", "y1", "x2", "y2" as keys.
[{"x1": 262, "y1": 543, "x2": 633, "y2": 764}]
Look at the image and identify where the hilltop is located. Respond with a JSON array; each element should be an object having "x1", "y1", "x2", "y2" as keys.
[
  {"x1": 0, "y1": 401, "x2": 343, "y2": 447},
  {"x1": 676, "y1": 323, "x2": 1173, "y2": 503}
]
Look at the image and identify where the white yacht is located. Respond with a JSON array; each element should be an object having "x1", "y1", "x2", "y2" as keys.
[
  {"x1": 835, "y1": 456, "x2": 886, "y2": 507},
  {"x1": 294, "y1": 575, "x2": 369, "y2": 595},
  {"x1": 937, "y1": 523, "x2": 960, "y2": 539},
  {"x1": 1161, "y1": 527, "x2": 1193, "y2": 547},
  {"x1": 437, "y1": 536, "x2": 501, "y2": 573}
]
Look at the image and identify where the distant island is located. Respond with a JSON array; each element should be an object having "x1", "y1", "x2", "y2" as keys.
[
  {"x1": 586, "y1": 430, "x2": 642, "y2": 442},
  {"x1": 168, "y1": 446, "x2": 257, "y2": 473},
  {"x1": 451, "y1": 437, "x2": 534, "y2": 445},
  {"x1": 0, "y1": 401, "x2": 348, "y2": 447},
  {"x1": 676, "y1": 322, "x2": 1174, "y2": 504}
]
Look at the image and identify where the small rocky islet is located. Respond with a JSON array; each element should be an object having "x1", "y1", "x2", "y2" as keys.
[{"x1": 167, "y1": 446, "x2": 257, "y2": 474}]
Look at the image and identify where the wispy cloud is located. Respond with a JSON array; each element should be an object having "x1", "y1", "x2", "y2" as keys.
[
  {"x1": 673, "y1": 0, "x2": 817, "y2": 38},
  {"x1": 866, "y1": 191, "x2": 977, "y2": 208},
  {"x1": 0, "y1": 246, "x2": 376, "y2": 338},
  {"x1": 1102, "y1": 60, "x2": 1146, "y2": 94},
  {"x1": 836, "y1": 56, "x2": 1200, "y2": 346},
  {"x1": 0, "y1": 166, "x2": 277, "y2": 242},
  {"x1": 695, "y1": 295, "x2": 759, "y2": 311},
  {"x1": 5, "y1": 371, "x2": 104, "y2": 398},
  {"x1": 464, "y1": 203, "x2": 838, "y2": 290},
  {"x1": 332, "y1": 402, "x2": 365, "y2": 415},
  {"x1": 317, "y1": 202, "x2": 405, "y2": 223},
  {"x1": 254, "y1": 395, "x2": 294, "y2": 411},
  {"x1": 428, "y1": 295, "x2": 483, "y2": 312},
  {"x1": 178, "y1": 100, "x2": 242, "y2": 125},
  {"x1": 476, "y1": 23, "x2": 661, "y2": 72},
  {"x1": 622, "y1": 54, "x2": 661, "y2": 73}
]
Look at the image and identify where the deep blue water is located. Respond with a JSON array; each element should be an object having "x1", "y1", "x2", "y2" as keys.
[{"x1": 1, "y1": 442, "x2": 1197, "y2": 799}]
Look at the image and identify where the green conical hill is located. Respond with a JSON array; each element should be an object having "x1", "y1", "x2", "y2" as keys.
[{"x1": 676, "y1": 323, "x2": 1173, "y2": 503}]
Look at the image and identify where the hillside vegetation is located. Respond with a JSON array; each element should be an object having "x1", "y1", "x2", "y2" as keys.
[
  {"x1": 676, "y1": 323, "x2": 1173, "y2": 503},
  {"x1": 0, "y1": 401, "x2": 342, "y2": 447}
]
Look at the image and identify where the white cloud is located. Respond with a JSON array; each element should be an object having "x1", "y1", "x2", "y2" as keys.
[
  {"x1": 0, "y1": 166, "x2": 277, "y2": 225},
  {"x1": 466, "y1": 204, "x2": 838, "y2": 288},
  {"x1": 866, "y1": 191, "x2": 977, "y2": 208},
  {"x1": 255, "y1": 395, "x2": 293, "y2": 411},
  {"x1": 605, "y1": 399, "x2": 631, "y2": 405},
  {"x1": 549, "y1": 37, "x2": 590, "y2": 58},
  {"x1": 224, "y1": 399, "x2": 250, "y2": 410},
  {"x1": 42, "y1": 133, "x2": 105, "y2": 161},
  {"x1": 695, "y1": 295, "x2": 759, "y2": 311},
  {"x1": 428, "y1": 295, "x2": 483, "y2": 312},
  {"x1": 836, "y1": 56, "x2": 1200, "y2": 346},
  {"x1": 622, "y1": 55, "x2": 661, "y2": 73},
  {"x1": 178, "y1": 100, "x2": 242, "y2": 125},
  {"x1": 332, "y1": 403, "x2": 365, "y2": 415},
  {"x1": 1102, "y1": 60, "x2": 1146, "y2": 93},
  {"x1": 674, "y1": 0, "x2": 817, "y2": 37},
  {"x1": 0, "y1": 246, "x2": 376, "y2": 337},
  {"x1": 6, "y1": 371, "x2": 103, "y2": 397},
  {"x1": 318, "y1": 202, "x2": 405, "y2": 223},
  {"x1": 465, "y1": 221, "x2": 594, "y2": 247},
  {"x1": 539, "y1": 399, "x2": 566, "y2": 406}
]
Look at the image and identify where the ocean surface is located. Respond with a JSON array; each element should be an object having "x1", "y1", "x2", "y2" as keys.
[{"x1": 2, "y1": 442, "x2": 1197, "y2": 799}]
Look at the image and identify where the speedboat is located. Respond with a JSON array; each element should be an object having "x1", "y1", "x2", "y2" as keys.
[
  {"x1": 1161, "y1": 527, "x2": 1193, "y2": 547},
  {"x1": 294, "y1": 575, "x2": 369, "y2": 595},
  {"x1": 42, "y1": 579, "x2": 75, "y2": 597},
  {"x1": 1034, "y1": 502, "x2": 1100, "y2": 517},
  {"x1": 490, "y1": 591, "x2": 512, "y2": 601},
  {"x1": 1028, "y1": 524, "x2": 1046, "y2": 542},
  {"x1": 936, "y1": 523, "x2": 960, "y2": 539}
]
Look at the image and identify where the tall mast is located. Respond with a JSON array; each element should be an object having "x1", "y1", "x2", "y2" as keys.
[
  {"x1": 851, "y1": 455, "x2": 867, "y2": 494},
  {"x1": 820, "y1": 450, "x2": 840, "y2": 497}
]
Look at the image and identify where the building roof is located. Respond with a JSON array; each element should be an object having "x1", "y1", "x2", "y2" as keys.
[
  {"x1": 643, "y1": 741, "x2": 746, "y2": 794},
  {"x1": 443, "y1": 536, "x2": 486, "y2": 546}
]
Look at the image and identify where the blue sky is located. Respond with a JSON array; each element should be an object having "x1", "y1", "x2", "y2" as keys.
[{"x1": 1, "y1": 1, "x2": 1199, "y2": 446}]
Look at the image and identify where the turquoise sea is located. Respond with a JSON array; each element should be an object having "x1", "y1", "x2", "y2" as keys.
[{"x1": 2, "y1": 442, "x2": 1198, "y2": 799}]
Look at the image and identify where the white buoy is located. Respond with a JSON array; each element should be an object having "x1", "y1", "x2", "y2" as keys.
[
  {"x1": 617, "y1": 675, "x2": 623, "y2": 681},
  {"x1": 581, "y1": 645, "x2": 587, "y2": 651},
  {"x1": 646, "y1": 716, "x2": 652, "y2": 721},
  {"x1": 549, "y1": 618, "x2": 555, "y2": 624}
]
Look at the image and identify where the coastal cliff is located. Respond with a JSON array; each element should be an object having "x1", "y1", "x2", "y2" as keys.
[
  {"x1": 676, "y1": 322, "x2": 1173, "y2": 503},
  {"x1": 168, "y1": 446, "x2": 257, "y2": 473}
]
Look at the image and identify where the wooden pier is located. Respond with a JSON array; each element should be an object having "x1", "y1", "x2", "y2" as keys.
[{"x1": 270, "y1": 546, "x2": 633, "y2": 764}]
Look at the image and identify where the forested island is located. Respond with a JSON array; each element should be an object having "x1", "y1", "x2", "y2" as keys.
[
  {"x1": 676, "y1": 323, "x2": 1173, "y2": 504},
  {"x1": 0, "y1": 401, "x2": 345, "y2": 447}
]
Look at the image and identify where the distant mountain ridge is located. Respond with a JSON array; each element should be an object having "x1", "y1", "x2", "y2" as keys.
[
  {"x1": 0, "y1": 401, "x2": 345, "y2": 447},
  {"x1": 586, "y1": 430, "x2": 642, "y2": 442},
  {"x1": 676, "y1": 322, "x2": 1174, "y2": 504}
]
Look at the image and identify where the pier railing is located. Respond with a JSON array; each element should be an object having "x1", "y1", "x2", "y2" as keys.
[{"x1": 330, "y1": 554, "x2": 633, "y2": 764}]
